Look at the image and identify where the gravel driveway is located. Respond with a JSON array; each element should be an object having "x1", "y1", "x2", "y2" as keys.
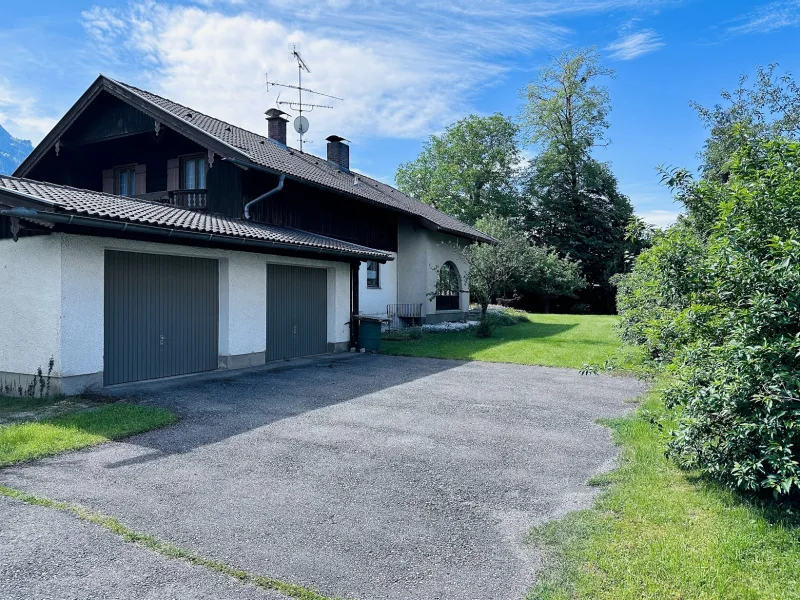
[{"x1": 0, "y1": 355, "x2": 645, "y2": 600}]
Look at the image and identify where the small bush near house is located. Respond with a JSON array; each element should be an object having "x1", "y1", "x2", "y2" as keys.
[
  {"x1": 485, "y1": 310, "x2": 518, "y2": 328},
  {"x1": 0, "y1": 358, "x2": 56, "y2": 399},
  {"x1": 615, "y1": 138, "x2": 800, "y2": 498},
  {"x1": 475, "y1": 319, "x2": 493, "y2": 338}
]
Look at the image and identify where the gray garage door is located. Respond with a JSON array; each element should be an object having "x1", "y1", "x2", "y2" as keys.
[
  {"x1": 266, "y1": 264, "x2": 328, "y2": 362},
  {"x1": 104, "y1": 250, "x2": 219, "y2": 385}
]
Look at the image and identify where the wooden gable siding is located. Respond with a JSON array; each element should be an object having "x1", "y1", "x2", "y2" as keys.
[
  {"x1": 206, "y1": 158, "x2": 242, "y2": 216},
  {"x1": 66, "y1": 92, "x2": 154, "y2": 145},
  {"x1": 243, "y1": 171, "x2": 398, "y2": 252},
  {"x1": 27, "y1": 128, "x2": 207, "y2": 194}
]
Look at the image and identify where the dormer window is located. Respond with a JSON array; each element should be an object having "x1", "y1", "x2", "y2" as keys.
[{"x1": 181, "y1": 155, "x2": 207, "y2": 189}]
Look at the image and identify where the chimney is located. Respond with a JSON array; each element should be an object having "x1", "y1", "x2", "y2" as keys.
[
  {"x1": 326, "y1": 135, "x2": 350, "y2": 171},
  {"x1": 265, "y1": 108, "x2": 289, "y2": 145}
]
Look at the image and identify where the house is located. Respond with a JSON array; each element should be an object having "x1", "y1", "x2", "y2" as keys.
[{"x1": 0, "y1": 76, "x2": 492, "y2": 393}]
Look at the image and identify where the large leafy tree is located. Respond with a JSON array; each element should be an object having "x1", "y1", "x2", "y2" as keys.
[
  {"x1": 519, "y1": 48, "x2": 634, "y2": 309},
  {"x1": 692, "y1": 63, "x2": 800, "y2": 181},
  {"x1": 395, "y1": 114, "x2": 522, "y2": 225}
]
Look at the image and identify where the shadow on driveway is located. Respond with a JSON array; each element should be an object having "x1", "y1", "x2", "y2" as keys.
[{"x1": 100, "y1": 354, "x2": 463, "y2": 468}]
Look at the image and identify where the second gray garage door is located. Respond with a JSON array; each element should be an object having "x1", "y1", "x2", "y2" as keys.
[
  {"x1": 266, "y1": 264, "x2": 328, "y2": 361},
  {"x1": 104, "y1": 251, "x2": 219, "y2": 385}
]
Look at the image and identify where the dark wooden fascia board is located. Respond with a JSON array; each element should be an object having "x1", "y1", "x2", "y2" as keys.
[{"x1": 0, "y1": 189, "x2": 58, "y2": 212}]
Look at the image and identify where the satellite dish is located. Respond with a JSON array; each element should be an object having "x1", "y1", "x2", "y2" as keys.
[{"x1": 294, "y1": 116, "x2": 310, "y2": 134}]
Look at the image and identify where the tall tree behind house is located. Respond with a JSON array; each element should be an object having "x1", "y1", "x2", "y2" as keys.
[{"x1": 519, "y1": 48, "x2": 634, "y2": 311}]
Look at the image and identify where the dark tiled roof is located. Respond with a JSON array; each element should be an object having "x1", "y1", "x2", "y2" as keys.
[
  {"x1": 108, "y1": 78, "x2": 494, "y2": 244},
  {"x1": 0, "y1": 176, "x2": 391, "y2": 260}
]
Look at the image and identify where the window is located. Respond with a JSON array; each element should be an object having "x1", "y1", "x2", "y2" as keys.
[
  {"x1": 181, "y1": 155, "x2": 207, "y2": 190},
  {"x1": 115, "y1": 166, "x2": 136, "y2": 197},
  {"x1": 435, "y1": 261, "x2": 461, "y2": 311},
  {"x1": 366, "y1": 260, "x2": 380, "y2": 288}
]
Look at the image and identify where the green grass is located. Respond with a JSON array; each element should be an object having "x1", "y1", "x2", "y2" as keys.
[
  {"x1": 528, "y1": 383, "x2": 800, "y2": 600},
  {"x1": 0, "y1": 402, "x2": 178, "y2": 466},
  {"x1": 381, "y1": 313, "x2": 621, "y2": 369}
]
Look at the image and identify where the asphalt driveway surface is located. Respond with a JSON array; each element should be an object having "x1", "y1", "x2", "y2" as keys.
[{"x1": 0, "y1": 355, "x2": 645, "y2": 600}]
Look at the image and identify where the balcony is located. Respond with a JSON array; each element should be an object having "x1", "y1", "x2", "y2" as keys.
[{"x1": 167, "y1": 189, "x2": 207, "y2": 209}]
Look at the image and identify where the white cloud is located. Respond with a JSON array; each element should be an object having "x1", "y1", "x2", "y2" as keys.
[
  {"x1": 605, "y1": 29, "x2": 664, "y2": 60},
  {"x1": 727, "y1": 1, "x2": 800, "y2": 35},
  {"x1": 81, "y1": 2, "x2": 527, "y2": 151},
  {"x1": 77, "y1": 0, "x2": 680, "y2": 153},
  {"x1": 637, "y1": 209, "x2": 680, "y2": 229},
  {"x1": 0, "y1": 78, "x2": 58, "y2": 142}
]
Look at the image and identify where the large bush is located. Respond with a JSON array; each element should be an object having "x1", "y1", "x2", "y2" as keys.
[{"x1": 617, "y1": 139, "x2": 800, "y2": 498}]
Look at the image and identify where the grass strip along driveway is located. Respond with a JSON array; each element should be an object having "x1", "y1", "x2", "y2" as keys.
[
  {"x1": 0, "y1": 400, "x2": 176, "y2": 466},
  {"x1": 527, "y1": 383, "x2": 800, "y2": 600},
  {"x1": 0, "y1": 485, "x2": 334, "y2": 600},
  {"x1": 381, "y1": 313, "x2": 620, "y2": 369}
]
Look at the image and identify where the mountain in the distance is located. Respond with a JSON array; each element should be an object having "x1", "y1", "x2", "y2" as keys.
[{"x1": 0, "y1": 124, "x2": 33, "y2": 175}]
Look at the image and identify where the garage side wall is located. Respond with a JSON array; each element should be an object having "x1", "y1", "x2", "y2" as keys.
[
  {"x1": 358, "y1": 254, "x2": 397, "y2": 318},
  {"x1": 0, "y1": 235, "x2": 63, "y2": 394}
]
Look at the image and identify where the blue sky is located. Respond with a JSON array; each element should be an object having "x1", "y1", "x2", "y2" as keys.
[{"x1": 2, "y1": 0, "x2": 799, "y2": 226}]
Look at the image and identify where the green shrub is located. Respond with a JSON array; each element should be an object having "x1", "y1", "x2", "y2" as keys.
[
  {"x1": 570, "y1": 303, "x2": 592, "y2": 315},
  {"x1": 486, "y1": 310, "x2": 517, "y2": 327},
  {"x1": 475, "y1": 319, "x2": 493, "y2": 338},
  {"x1": 382, "y1": 327, "x2": 423, "y2": 341},
  {"x1": 616, "y1": 139, "x2": 800, "y2": 498}
]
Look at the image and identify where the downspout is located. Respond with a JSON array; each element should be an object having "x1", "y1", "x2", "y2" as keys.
[
  {"x1": 350, "y1": 262, "x2": 360, "y2": 349},
  {"x1": 243, "y1": 174, "x2": 285, "y2": 220}
]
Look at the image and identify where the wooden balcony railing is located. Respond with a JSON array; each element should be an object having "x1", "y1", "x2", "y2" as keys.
[{"x1": 167, "y1": 189, "x2": 207, "y2": 209}]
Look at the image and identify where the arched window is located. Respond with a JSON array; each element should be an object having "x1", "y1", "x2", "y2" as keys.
[{"x1": 436, "y1": 262, "x2": 461, "y2": 311}]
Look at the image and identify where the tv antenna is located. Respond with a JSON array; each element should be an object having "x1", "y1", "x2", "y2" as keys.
[{"x1": 265, "y1": 44, "x2": 343, "y2": 151}]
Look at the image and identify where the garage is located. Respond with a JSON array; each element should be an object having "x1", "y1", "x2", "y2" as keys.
[
  {"x1": 266, "y1": 264, "x2": 328, "y2": 361},
  {"x1": 104, "y1": 250, "x2": 219, "y2": 385}
]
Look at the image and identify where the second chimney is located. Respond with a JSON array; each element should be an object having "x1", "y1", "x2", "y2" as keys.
[
  {"x1": 265, "y1": 108, "x2": 289, "y2": 145},
  {"x1": 326, "y1": 135, "x2": 350, "y2": 171}
]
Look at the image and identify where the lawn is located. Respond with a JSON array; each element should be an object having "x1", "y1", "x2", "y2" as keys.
[
  {"x1": 0, "y1": 398, "x2": 177, "y2": 466},
  {"x1": 381, "y1": 313, "x2": 620, "y2": 369},
  {"x1": 528, "y1": 383, "x2": 800, "y2": 600}
]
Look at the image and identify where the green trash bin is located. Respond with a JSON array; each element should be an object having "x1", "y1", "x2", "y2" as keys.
[{"x1": 357, "y1": 316, "x2": 384, "y2": 352}]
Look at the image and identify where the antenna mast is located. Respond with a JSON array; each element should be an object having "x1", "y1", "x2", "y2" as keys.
[{"x1": 265, "y1": 44, "x2": 343, "y2": 151}]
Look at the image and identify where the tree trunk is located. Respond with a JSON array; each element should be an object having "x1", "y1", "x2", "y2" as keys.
[
  {"x1": 543, "y1": 295, "x2": 551, "y2": 314},
  {"x1": 481, "y1": 302, "x2": 489, "y2": 320}
]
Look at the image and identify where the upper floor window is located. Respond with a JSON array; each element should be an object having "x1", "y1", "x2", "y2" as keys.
[
  {"x1": 181, "y1": 155, "x2": 207, "y2": 189},
  {"x1": 367, "y1": 261, "x2": 380, "y2": 288},
  {"x1": 116, "y1": 166, "x2": 136, "y2": 197}
]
